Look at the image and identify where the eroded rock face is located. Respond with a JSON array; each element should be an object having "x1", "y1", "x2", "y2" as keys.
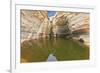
[
  {"x1": 21, "y1": 10, "x2": 89, "y2": 45},
  {"x1": 21, "y1": 10, "x2": 50, "y2": 42},
  {"x1": 69, "y1": 13, "x2": 89, "y2": 33},
  {"x1": 52, "y1": 12, "x2": 89, "y2": 34},
  {"x1": 52, "y1": 12, "x2": 71, "y2": 37}
]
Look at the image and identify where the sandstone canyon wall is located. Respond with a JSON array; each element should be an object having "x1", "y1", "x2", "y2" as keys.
[
  {"x1": 52, "y1": 12, "x2": 89, "y2": 35},
  {"x1": 51, "y1": 11, "x2": 89, "y2": 45},
  {"x1": 21, "y1": 10, "x2": 50, "y2": 42},
  {"x1": 20, "y1": 10, "x2": 89, "y2": 45}
]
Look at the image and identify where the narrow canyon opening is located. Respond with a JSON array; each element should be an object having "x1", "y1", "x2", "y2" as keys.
[
  {"x1": 20, "y1": 10, "x2": 89, "y2": 63},
  {"x1": 21, "y1": 10, "x2": 89, "y2": 44}
]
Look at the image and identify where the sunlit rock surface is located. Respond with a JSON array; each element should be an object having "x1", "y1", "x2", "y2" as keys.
[
  {"x1": 52, "y1": 12, "x2": 89, "y2": 33},
  {"x1": 52, "y1": 12, "x2": 71, "y2": 37},
  {"x1": 52, "y1": 12, "x2": 89, "y2": 45},
  {"x1": 21, "y1": 11, "x2": 90, "y2": 63},
  {"x1": 21, "y1": 10, "x2": 89, "y2": 46},
  {"x1": 21, "y1": 10, "x2": 50, "y2": 42}
]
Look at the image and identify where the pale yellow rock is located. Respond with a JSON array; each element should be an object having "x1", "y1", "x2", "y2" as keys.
[
  {"x1": 21, "y1": 10, "x2": 90, "y2": 45},
  {"x1": 20, "y1": 10, "x2": 49, "y2": 42},
  {"x1": 52, "y1": 12, "x2": 89, "y2": 33}
]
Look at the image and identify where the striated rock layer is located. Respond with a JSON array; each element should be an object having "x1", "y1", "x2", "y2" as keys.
[
  {"x1": 52, "y1": 12, "x2": 89, "y2": 34},
  {"x1": 21, "y1": 10, "x2": 50, "y2": 42},
  {"x1": 51, "y1": 11, "x2": 89, "y2": 45},
  {"x1": 21, "y1": 10, "x2": 89, "y2": 46}
]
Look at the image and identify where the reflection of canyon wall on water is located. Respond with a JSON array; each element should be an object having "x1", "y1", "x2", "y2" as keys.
[
  {"x1": 21, "y1": 38, "x2": 89, "y2": 63},
  {"x1": 21, "y1": 10, "x2": 89, "y2": 46}
]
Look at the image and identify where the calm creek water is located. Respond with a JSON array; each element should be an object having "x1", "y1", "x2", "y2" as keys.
[{"x1": 21, "y1": 38, "x2": 89, "y2": 63}]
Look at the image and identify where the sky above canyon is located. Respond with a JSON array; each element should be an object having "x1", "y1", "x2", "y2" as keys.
[{"x1": 48, "y1": 11, "x2": 56, "y2": 17}]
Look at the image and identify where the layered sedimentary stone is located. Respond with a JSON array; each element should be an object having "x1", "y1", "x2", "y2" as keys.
[
  {"x1": 69, "y1": 13, "x2": 89, "y2": 33},
  {"x1": 52, "y1": 12, "x2": 71, "y2": 37},
  {"x1": 21, "y1": 10, "x2": 50, "y2": 42},
  {"x1": 52, "y1": 11, "x2": 89, "y2": 45},
  {"x1": 52, "y1": 12, "x2": 89, "y2": 33},
  {"x1": 21, "y1": 10, "x2": 90, "y2": 46},
  {"x1": 67, "y1": 12, "x2": 90, "y2": 46}
]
